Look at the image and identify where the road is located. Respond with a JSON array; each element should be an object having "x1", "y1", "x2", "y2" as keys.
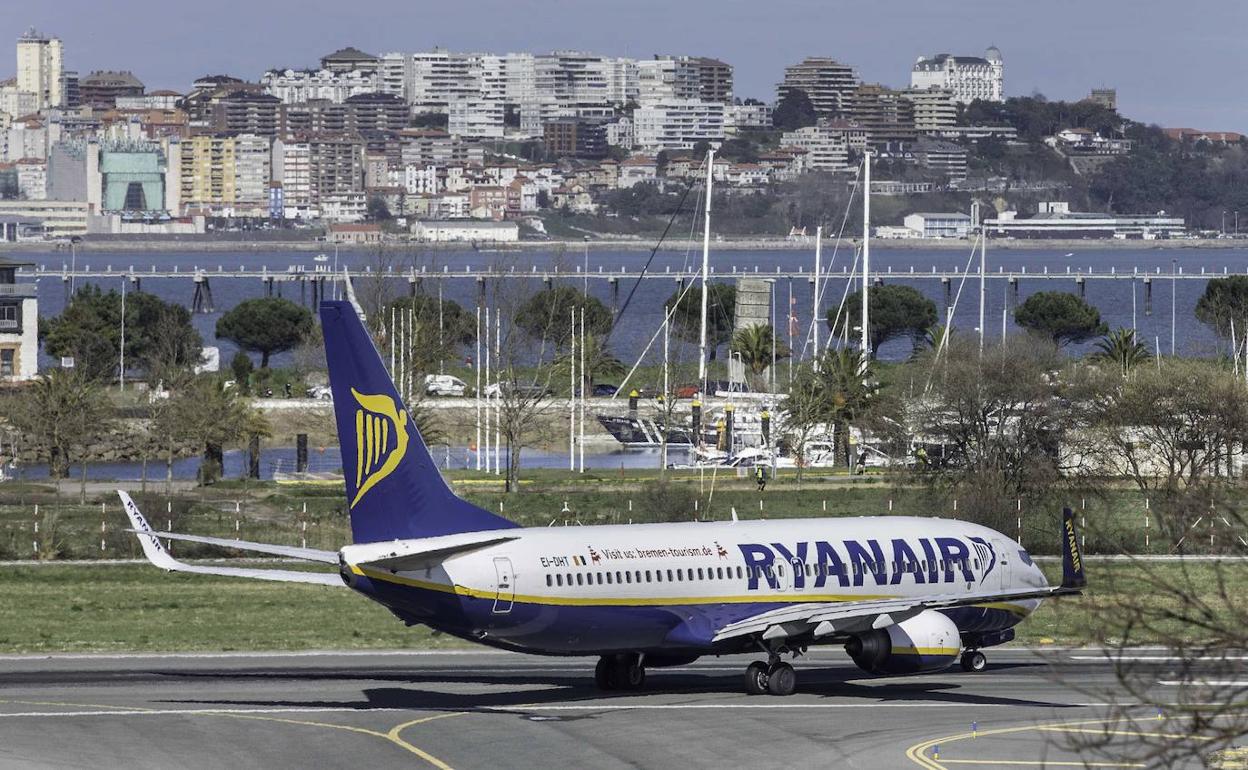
[{"x1": 0, "y1": 648, "x2": 1223, "y2": 769}]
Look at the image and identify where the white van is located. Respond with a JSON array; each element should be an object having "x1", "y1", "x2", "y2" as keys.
[{"x1": 424, "y1": 374, "x2": 468, "y2": 397}]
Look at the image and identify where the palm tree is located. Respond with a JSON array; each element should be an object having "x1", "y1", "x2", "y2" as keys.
[
  {"x1": 923, "y1": 323, "x2": 952, "y2": 352},
  {"x1": 784, "y1": 348, "x2": 878, "y2": 470},
  {"x1": 1093, "y1": 328, "x2": 1150, "y2": 377},
  {"x1": 731, "y1": 324, "x2": 790, "y2": 377}
]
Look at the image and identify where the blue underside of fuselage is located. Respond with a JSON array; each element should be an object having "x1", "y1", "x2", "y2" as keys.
[{"x1": 351, "y1": 574, "x2": 1024, "y2": 658}]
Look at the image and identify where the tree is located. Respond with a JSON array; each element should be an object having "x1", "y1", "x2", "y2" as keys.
[
  {"x1": 1092, "y1": 328, "x2": 1150, "y2": 377},
  {"x1": 230, "y1": 350, "x2": 253, "y2": 392},
  {"x1": 158, "y1": 374, "x2": 266, "y2": 485},
  {"x1": 666, "y1": 283, "x2": 736, "y2": 361},
  {"x1": 909, "y1": 336, "x2": 1083, "y2": 534},
  {"x1": 731, "y1": 324, "x2": 790, "y2": 379},
  {"x1": 1195, "y1": 275, "x2": 1248, "y2": 343},
  {"x1": 773, "y1": 88, "x2": 818, "y2": 131},
  {"x1": 384, "y1": 294, "x2": 477, "y2": 374},
  {"x1": 781, "y1": 349, "x2": 881, "y2": 474},
  {"x1": 215, "y1": 298, "x2": 315, "y2": 368},
  {"x1": 553, "y1": 334, "x2": 625, "y2": 391},
  {"x1": 1014, "y1": 291, "x2": 1107, "y2": 347},
  {"x1": 515, "y1": 287, "x2": 612, "y2": 348},
  {"x1": 829, "y1": 285, "x2": 939, "y2": 356},
  {"x1": 42, "y1": 286, "x2": 203, "y2": 382},
  {"x1": 0, "y1": 369, "x2": 111, "y2": 493},
  {"x1": 366, "y1": 196, "x2": 392, "y2": 221}
]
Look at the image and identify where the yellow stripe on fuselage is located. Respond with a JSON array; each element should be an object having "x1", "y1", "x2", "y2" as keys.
[{"x1": 350, "y1": 565, "x2": 1035, "y2": 615}]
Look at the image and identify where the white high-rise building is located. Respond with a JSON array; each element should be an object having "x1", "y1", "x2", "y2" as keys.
[
  {"x1": 260, "y1": 68, "x2": 378, "y2": 104},
  {"x1": 408, "y1": 50, "x2": 481, "y2": 113},
  {"x1": 448, "y1": 98, "x2": 505, "y2": 139},
  {"x1": 533, "y1": 52, "x2": 635, "y2": 110},
  {"x1": 16, "y1": 28, "x2": 63, "y2": 109},
  {"x1": 910, "y1": 47, "x2": 1003, "y2": 105},
  {"x1": 633, "y1": 99, "x2": 725, "y2": 150}
]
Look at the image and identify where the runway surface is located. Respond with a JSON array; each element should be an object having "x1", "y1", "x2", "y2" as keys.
[{"x1": 0, "y1": 648, "x2": 1219, "y2": 769}]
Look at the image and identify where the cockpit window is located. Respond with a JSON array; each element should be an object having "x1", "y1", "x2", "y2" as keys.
[{"x1": 1017, "y1": 550, "x2": 1034, "y2": 566}]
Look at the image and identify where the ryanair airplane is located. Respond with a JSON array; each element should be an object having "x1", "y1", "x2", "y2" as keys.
[{"x1": 119, "y1": 297, "x2": 1086, "y2": 696}]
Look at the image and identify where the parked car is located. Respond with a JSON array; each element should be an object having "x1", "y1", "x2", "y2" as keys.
[
  {"x1": 592, "y1": 383, "x2": 620, "y2": 397},
  {"x1": 424, "y1": 374, "x2": 468, "y2": 397},
  {"x1": 306, "y1": 385, "x2": 333, "y2": 401}
]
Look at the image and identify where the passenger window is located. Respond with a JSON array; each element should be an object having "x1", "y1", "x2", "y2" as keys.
[
  {"x1": 778, "y1": 564, "x2": 785, "y2": 577},
  {"x1": 656, "y1": 571, "x2": 663, "y2": 583},
  {"x1": 736, "y1": 566, "x2": 743, "y2": 579},
  {"x1": 716, "y1": 567, "x2": 723, "y2": 580},
  {"x1": 606, "y1": 572, "x2": 613, "y2": 584},
  {"x1": 625, "y1": 571, "x2": 632, "y2": 584},
  {"x1": 556, "y1": 574, "x2": 563, "y2": 587},
  {"x1": 645, "y1": 570, "x2": 652, "y2": 582},
  {"x1": 576, "y1": 573, "x2": 583, "y2": 586},
  {"x1": 596, "y1": 573, "x2": 603, "y2": 585},
  {"x1": 635, "y1": 571, "x2": 641, "y2": 583},
  {"x1": 667, "y1": 569, "x2": 674, "y2": 581},
  {"x1": 616, "y1": 571, "x2": 622, "y2": 583},
  {"x1": 546, "y1": 574, "x2": 552, "y2": 587},
  {"x1": 696, "y1": 568, "x2": 704, "y2": 580}
]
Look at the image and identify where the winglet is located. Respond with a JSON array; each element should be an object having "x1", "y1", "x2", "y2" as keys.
[
  {"x1": 117, "y1": 490, "x2": 179, "y2": 571},
  {"x1": 1061, "y1": 506, "x2": 1086, "y2": 590}
]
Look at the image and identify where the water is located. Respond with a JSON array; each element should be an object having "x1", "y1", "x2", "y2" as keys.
[
  {"x1": 8, "y1": 444, "x2": 697, "y2": 482},
  {"x1": 20, "y1": 244, "x2": 1248, "y2": 369}
]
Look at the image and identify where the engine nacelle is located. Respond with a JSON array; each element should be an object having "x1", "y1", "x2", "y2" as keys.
[{"x1": 845, "y1": 610, "x2": 961, "y2": 675}]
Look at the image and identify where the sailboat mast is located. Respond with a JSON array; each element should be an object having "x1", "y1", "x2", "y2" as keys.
[
  {"x1": 979, "y1": 220, "x2": 987, "y2": 353},
  {"x1": 861, "y1": 151, "x2": 871, "y2": 359},
  {"x1": 699, "y1": 148, "x2": 714, "y2": 388},
  {"x1": 813, "y1": 225, "x2": 822, "y2": 355}
]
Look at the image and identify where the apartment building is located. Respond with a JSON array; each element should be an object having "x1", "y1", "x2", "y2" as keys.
[
  {"x1": 80, "y1": 70, "x2": 144, "y2": 109},
  {"x1": 777, "y1": 57, "x2": 860, "y2": 117},
  {"x1": 780, "y1": 125, "x2": 850, "y2": 171},
  {"x1": 16, "y1": 28, "x2": 63, "y2": 109},
  {"x1": 903, "y1": 87, "x2": 957, "y2": 132},
  {"x1": 448, "y1": 98, "x2": 505, "y2": 139},
  {"x1": 261, "y1": 68, "x2": 379, "y2": 104},
  {"x1": 0, "y1": 255, "x2": 37, "y2": 381},
  {"x1": 633, "y1": 99, "x2": 725, "y2": 150},
  {"x1": 845, "y1": 85, "x2": 917, "y2": 147},
  {"x1": 179, "y1": 134, "x2": 271, "y2": 215}
]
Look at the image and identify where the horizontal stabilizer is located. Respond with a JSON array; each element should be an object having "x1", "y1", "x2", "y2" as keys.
[
  {"x1": 117, "y1": 491, "x2": 344, "y2": 587},
  {"x1": 127, "y1": 529, "x2": 338, "y2": 564},
  {"x1": 341, "y1": 531, "x2": 520, "y2": 573}
]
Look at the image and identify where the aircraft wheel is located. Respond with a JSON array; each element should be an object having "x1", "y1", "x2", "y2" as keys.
[
  {"x1": 960, "y1": 650, "x2": 987, "y2": 672},
  {"x1": 766, "y1": 662, "x2": 797, "y2": 696},
  {"x1": 610, "y1": 655, "x2": 645, "y2": 690},
  {"x1": 594, "y1": 656, "x2": 614, "y2": 690},
  {"x1": 744, "y1": 660, "x2": 769, "y2": 695}
]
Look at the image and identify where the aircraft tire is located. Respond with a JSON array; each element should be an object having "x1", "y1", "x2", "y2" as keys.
[
  {"x1": 766, "y1": 663, "x2": 797, "y2": 696},
  {"x1": 744, "y1": 661, "x2": 769, "y2": 695},
  {"x1": 594, "y1": 656, "x2": 614, "y2": 690},
  {"x1": 960, "y1": 650, "x2": 987, "y2": 672}
]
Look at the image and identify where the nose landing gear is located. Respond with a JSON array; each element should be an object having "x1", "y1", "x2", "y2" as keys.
[{"x1": 960, "y1": 649, "x2": 987, "y2": 672}]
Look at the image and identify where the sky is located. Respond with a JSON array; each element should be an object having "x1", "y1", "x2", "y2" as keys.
[{"x1": 7, "y1": 0, "x2": 1246, "y2": 129}]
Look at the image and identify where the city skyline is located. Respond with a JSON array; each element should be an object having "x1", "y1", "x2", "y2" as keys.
[{"x1": 6, "y1": 0, "x2": 1247, "y2": 130}]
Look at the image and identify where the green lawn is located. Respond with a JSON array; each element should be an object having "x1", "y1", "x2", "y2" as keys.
[{"x1": 0, "y1": 561, "x2": 1238, "y2": 654}]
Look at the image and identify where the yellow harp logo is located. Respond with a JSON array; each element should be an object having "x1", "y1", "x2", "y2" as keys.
[{"x1": 350, "y1": 388, "x2": 409, "y2": 508}]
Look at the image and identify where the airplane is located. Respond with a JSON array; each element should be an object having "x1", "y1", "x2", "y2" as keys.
[{"x1": 118, "y1": 293, "x2": 1086, "y2": 696}]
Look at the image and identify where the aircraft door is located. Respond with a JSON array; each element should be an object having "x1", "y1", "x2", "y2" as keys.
[
  {"x1": 492, "y1": 557, "x2": 515, "y2": 614},
  {"x1": 995, "y1": 541, "x2": 1011, "y2": 590}
]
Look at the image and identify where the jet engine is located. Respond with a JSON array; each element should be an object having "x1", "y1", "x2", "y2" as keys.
[{"x1": 845, "y1": 610, "x2": 961, "y2": 675}]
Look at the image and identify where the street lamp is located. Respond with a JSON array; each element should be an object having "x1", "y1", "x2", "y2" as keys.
[{"x1": 1222, "y1": 211, "x2": 1227, "y2": 236}]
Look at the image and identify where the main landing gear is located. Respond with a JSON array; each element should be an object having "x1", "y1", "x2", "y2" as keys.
[
  {"x1": 594, "y1": 653, "x2": 646, "y2": 691},
  {"x1": 960, "y1": 649, "x2": 987, "y2": 672},
  {"x1": 744, "y1": 653, "x2": 797, "y2": 696}
]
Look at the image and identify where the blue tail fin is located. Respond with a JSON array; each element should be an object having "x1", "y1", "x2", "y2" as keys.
[{"x1": 319, "y1": 299, "x2": 517, "y2": 542}]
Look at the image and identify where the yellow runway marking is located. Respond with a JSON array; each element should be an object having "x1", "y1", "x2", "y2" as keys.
[
  {"x1": 1, "y1": 697, "x2": 465, "y2": 768},
  {"x1": 1036, "y1": 725, "x2": 1214, "y2": 741},
  {"x1": 937, "y1": 761, "x2": 1142, "y2": 767},
  {"x1": 905, "y1": 718, "x2": 1156, "y2": 769}
]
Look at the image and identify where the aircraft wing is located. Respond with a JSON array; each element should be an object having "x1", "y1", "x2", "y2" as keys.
[
  {"x1": 129, "y1": 529, "x2": 338, "y2": 564},
  {"x1": 711, "y1": 584, "x2": 1078, "y2": 644},
  {"x1": 118, "y1": 491, "x2": 344, "y2": 587},
  {"x1": 713, "y1": 507, "x2": 1088, "y2": 644}
]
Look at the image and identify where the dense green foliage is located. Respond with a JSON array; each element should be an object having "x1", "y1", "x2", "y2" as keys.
[
  {"x1": 215, "y1": 298, "x2": 314, "y2": 368},
  {"x1": 1014, "y1": 291, "x2": 1107, "y2": 346},
  {"x1": 515, "y1": 286, "x2": 613, "y2": 347},
  {"x1": 1194, "y1": 276, "x2": 1248, "y2": 342},
  {"x1": 42, "y1": 286, "x2": 203, "y2": 382},
  {"x1": 773, "y1": 88, "x2": 818, "y2": 131},
  {"x1": 829, "y1": 285, "x2": 939, "y2": 356},
  {"x1": 665, "y1": 282, "x2": 736, "y2": 359},
  {"x1": 731, "y1": 324, "x2": 790, "y2": 376}
]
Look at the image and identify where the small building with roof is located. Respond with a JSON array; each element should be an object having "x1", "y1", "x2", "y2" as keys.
[{"x1": 0, "y1": 254, "x2": 38, "y2": 381}]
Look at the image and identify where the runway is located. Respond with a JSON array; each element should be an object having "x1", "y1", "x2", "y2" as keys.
[{"x1": 0, "y1": 649, "x2": 1217, "y2": 769}]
